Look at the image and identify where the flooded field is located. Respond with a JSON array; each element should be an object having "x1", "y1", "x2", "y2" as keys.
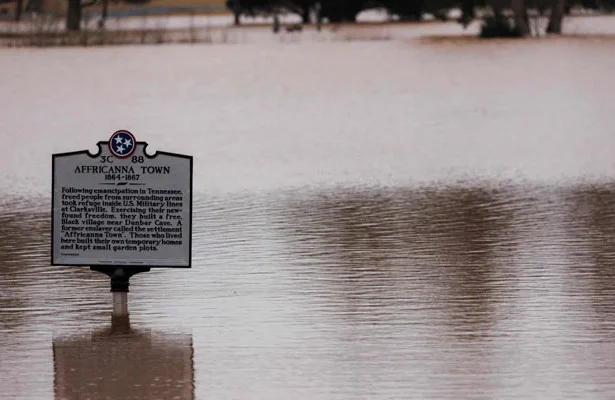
[{"x1": 1, "y1": 21, "x2": 615, "y2": 399}]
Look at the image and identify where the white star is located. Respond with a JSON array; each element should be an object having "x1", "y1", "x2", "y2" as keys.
[
  {"x1": 116, "y1": 145, "x2": 125, "y2": 154},
  {"x1": 123, "y1": 138, "x2": 132, "y2": 147},
  {"x1": 114, "y1": 136, "x2": 124, "y2": 145}
]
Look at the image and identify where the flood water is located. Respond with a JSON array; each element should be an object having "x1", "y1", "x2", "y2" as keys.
[{"x1": 1, "y1": 22, "x2": 615, "y2": 399}]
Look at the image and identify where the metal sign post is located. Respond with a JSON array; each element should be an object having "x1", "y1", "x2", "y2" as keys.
[{"x1": 51, "y1": 130, "x2": 193, "y2": 316}]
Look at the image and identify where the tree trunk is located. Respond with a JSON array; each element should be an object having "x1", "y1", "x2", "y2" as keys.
[
  {"x1": 99, "y1": 0, "x2": 108, "y2": 28},
  {"x1": 459, "y1": 0, "x2": 474, "y2": 27},
  {"x1": 301, "y1": 7, "x2": 311, "y2": 23},
  {"x1": 14, "y1": 0, "x2": 23, "y2": 21},
  {"x1": 66, "y1": 0, "x2": 82, "y2": 31},
  {"x1": 546, "y1": 0, "x2": 565, "y2": 33},
  {"x1": 510, "y1": 0, "x2": 530, "y2": 35}
]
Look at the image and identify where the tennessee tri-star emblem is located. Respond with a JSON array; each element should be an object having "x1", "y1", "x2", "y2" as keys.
[{"x1": 108, "y1": 130, "x2": 136, "y2": 158}]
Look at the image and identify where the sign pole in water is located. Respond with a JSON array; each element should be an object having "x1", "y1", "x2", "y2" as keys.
[{"x1": 51, "y1": 130, "x2": 193, "y2": 317}]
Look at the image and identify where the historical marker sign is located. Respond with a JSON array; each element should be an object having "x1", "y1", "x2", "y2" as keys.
[{"x1": 52, "y1": 131, "x2": 192, "y2": 267}]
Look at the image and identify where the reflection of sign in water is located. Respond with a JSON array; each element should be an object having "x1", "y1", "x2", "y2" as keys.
[
  {"x1": 53, "y1": 318, "x2": 194, "y2": 400},
  {"x1": 51, "y1": 131, "x2": 193, "y2": 267}
]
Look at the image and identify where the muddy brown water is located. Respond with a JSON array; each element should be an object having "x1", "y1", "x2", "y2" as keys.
[{"x1": 1, "y1": 23, "x2": 615, "y2": 399}]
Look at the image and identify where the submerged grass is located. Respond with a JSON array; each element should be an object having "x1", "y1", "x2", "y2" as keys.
[
  {"x1": 0, "y1": 15, "x2": 237, "y2": 47},
  {"x1": 0, "y1": 17, "x2": 395, "y2": 47}
]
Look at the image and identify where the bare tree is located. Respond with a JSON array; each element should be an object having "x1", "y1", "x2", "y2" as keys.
[
  {"x1": 15, "y1": 0, "x2": 22, "y2": 21},
  {"x1": 66, "y1": 0, "x2": 96, "y2": 31},
  {"x1": 510, "y1": 0, "x2": 530, "y2": 35},
  {"x1": 546, "y1": 0, "x2": 566, "y2": 33}
]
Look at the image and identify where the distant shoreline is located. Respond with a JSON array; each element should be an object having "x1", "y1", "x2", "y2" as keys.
[{"x1": 0, "y1": 12, "x2": 614, "y2": 48}]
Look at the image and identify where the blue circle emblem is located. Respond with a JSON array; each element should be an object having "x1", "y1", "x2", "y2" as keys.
[{"x1": 109, "y1": 130, "x2": 136, "y2": 158}]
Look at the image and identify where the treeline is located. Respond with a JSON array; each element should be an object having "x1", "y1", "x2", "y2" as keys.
[
  {"x1": 4, "y1": 0, "x2": 613, "y2": 37},
  {"x1": 226, "y1": 0, "x2": 614, "y2": 25},
  {"x1": 226, "y1": 0, "x2": 461, "y2": 23},
  {"x1": 3, "y1": 0, "x2": 151, "y2": 28}
]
